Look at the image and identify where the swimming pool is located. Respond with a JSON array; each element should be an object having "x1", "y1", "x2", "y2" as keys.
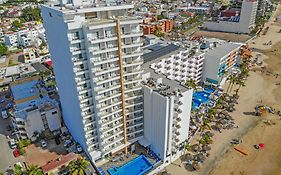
[
  {"x1": 204, "y1": 87, "x2": 215, "y2": 94},
  {"x1": 107, "y1": 155, "x2": 153, "y2": 175},
  {"x1": 192, "y1": 91, "x2": 211, "y2": 109}
]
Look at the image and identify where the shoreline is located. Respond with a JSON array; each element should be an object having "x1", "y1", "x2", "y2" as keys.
[
  {"x1": 203, "y1": 118, "x2": 260, "y2": 175},
  {"x1": 165, "y1": 4, "x2": 281, "y2": 175}
]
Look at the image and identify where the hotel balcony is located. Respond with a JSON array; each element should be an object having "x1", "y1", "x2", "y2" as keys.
[
  {"x1": 88, "y1": 34, "x2": 117, "y2": 44},
  {"x1": 90, "y1": 46, "x2": 118, "y2": 55},
  {"x1": 91, "y1": 56, "x2": 119, "y2": 66},
  {"x1": 73, "y1": 58, "x2": 87, "y2": 66},
  {"x1": 95, "y1": 83, "x2": 121, "y2": 95},
  {"x1": 93, "y1": 66, "x2": 119, "y2": 76},
  {"x1": 75, "y1": 77, "x2": 90, "y2": 86}
]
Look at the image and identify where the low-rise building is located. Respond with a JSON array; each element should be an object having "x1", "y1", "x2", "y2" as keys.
[
  {"x1": 203, "y1": 0, "x2": 258, "y2": 34},
  {"x1": 4, "y1": 25, "x2": 46, "y2": 47},
  {"x1": 142, "y1": 19, "x2": 174, "y2": 35},
  {"x1": 145, "y1": 43, "x2": 205, "y2": 84},
  {"x1": 10, "y1": 76, "x2": 61, "y2": 139},
  {"x1": 201, "y1": 39, "x2": 243, "y2": 85}
]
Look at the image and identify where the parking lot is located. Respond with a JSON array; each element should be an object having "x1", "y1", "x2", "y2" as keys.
[
  {"x1": 0, "y1": 117, "x2": 24, "y2": 172},
  {"x1": 25, "y1": 139, "x2": 67, "y2": 167}
]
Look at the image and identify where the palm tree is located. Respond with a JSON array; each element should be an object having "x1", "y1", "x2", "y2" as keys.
[
  {"x1": 207, "y1": 107, "x2": 217, "y2": 118},
  {"x1": 13, "y1": 164, "x2": 24, "y2": 175},
  {"x1": 25, "y1": 165, "x2": 44, "y2": 175},
  {"x1": 68, "y1": 157, "x2": 90, "y2": 175},
  {"x1": 226, "y1": 74, "x2": 237, "y2": 94},
  {"x1": 185, "y1": 79, "x2": 197, "y2": 89},
  {"x1": 235, "y1": 78, "x2": 246, "y2": 95}
]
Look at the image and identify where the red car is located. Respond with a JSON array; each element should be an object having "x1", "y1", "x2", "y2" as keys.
[{"x1": 13, "y1": 149, "x2": 20, "y2": 157}]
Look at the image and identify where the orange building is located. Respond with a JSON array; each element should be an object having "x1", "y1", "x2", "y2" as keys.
[{"x1": 142, "y1": 19, "x2": 174, "y2": 35}]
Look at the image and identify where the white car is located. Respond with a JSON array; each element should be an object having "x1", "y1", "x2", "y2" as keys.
[
  {"x1": 41, "y1": 140, "x2": 47, "y2": 148},
  {"x1": 76, "y1": 144, "x2": 83, "y2": 153},
  {"x1": 9, "y1": 139, "x2": 17, "y2": 149}
]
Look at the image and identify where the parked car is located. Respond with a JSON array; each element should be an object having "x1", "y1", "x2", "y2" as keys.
[
  {"x1": 9, "y1": 138, "x2": 17, "y2": 149},
  {"x1": 76, "y1": 143, "x2": 83, "y2": 153},
  {"x1": 1, "y1": 109, "x2": 8, "y2": 119},
  {"x1": 63, "y1": 140, "x2": 72, "y2": 147},
  {"x1": 55, "y1": 137, "x2": 60, "y2": 145},
  {"x1": 6, "y1": 125, "x2": 12, "y2": 131},
  {"x1": 13, "y1": 149, "x2": 20, "y2": 157},
  {"x1": 0, "y1": 99, "x2": 5, "y2": 103},
  {"x1": 41, "y1": 140, "x2": 47, "y2": 148}
]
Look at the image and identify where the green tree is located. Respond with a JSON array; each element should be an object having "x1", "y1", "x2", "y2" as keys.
[
  {"x1": 22, "y1": 7, "x2": 42, "y2": 22},
  {"x1": 0, "y1": 43, "x2": 8, "y2": 56},
  {"x1": 25, "y1": 165, "x2": 44, "y2": 175},
  {"x1": 68, "y1": 157, "x2": 90, "y2": 175},
  {"x1": 12, "y1": 20, "x2": 23, "y2": 29},
  {"x1": 13, "y1": 164, "x2": 24, "y2": 175},
  {"x1": 154, "y1": 27, "x2": 165, "y2": 37},
  {"x1": 185, "y1": 79, "x2": 197, "y2": 89}
]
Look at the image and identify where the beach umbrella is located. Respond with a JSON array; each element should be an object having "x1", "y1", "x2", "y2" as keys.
[
  {"x1": 183, "y1": 153, "x2": 194, "y2": 161},
  {"x1": 202, "y1": 145, "x2": 211, "y2": 151},
  {"x1": 191, "y1": 144, "x2": 200, "y2": 152},
  {"x1": 205, "y1": 131, "x2": 214, "y2": 137},
  {"x1": 258, "y1": 143, "x2": 265, "y2": 149}
]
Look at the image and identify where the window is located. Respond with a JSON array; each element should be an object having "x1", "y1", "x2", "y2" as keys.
[{"x1": 49, "y1": 12, "x2": 53, "y2": 17}]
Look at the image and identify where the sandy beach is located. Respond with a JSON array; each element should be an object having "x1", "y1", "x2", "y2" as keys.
[{"x1": 164, "y1": 4, "x2": 281, "y2": 175}]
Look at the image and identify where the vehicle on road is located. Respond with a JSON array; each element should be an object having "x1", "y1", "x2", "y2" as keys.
[
  {"x1": 55, "y1": 137, "x2": 60, "y2": 145},
  {"x1": 9, "y1": 138, "x2": 17, "y2": 149},
  {"x1": 41, "y1": 140, "x2": 47, "y2": 148},
  {"x1": 76, "y1": 143, "x2": 83, "y2": 153},
  {"x1": 6, "y1": 125, "x2": 12, "y2": 131},
  {"x1": 13, "y1": 149, "x2": 20, "y2": 157},
  {"x1": 1, "y1": 109, "x2": 8, "y2": 119}
]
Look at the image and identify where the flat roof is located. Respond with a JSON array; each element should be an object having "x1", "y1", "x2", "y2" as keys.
[
  {"x1": 5, "y1": 66, "x2": 20, "y2": 77},
  {"x1": 143, "y1": 43, "x2": 180, "y2": 63},
  {"x1": 10, "y1": 79, "x2": 39, "y2": 101},
  {"x1": 204, "y1": 40, "x2": 241, "y2": 60}
]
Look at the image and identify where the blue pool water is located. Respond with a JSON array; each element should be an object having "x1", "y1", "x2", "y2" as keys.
[
  {"x1": 204, "y1": 87, "x2": 215, "y2": 94},
  {"x1": 107, "y1": 155, "x2": 153, "y2": 175},
  {"x1": 192, "y1": 90, "x2": 212, "y2": 109}
]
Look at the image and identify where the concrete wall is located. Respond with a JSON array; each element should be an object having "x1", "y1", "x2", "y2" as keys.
[
  {"x1": 143, "y1": 86, "x2": 169, "y2": 161},
  {"x1": 41, "y1": 6, "x2": 87, "y2": 150},
  {"x1": 25, "y1": 110, "x2": 45, "y2": 138},
  {"x1": 202, "y1": 54, "x2": 221, "y2": 83}
]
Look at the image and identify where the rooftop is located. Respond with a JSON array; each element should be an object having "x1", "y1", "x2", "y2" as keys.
[
  {"x1": 41, "y1": 153, "x2": 79, "y2": 173},
  {"x1": 143, "y1": 43, "x2": 180, "y2": 63},
  {"x1": 10, "y1": 78, "x2": 40, "y2": 101},
  {"x1": 204, "y1": 39, "x2": 242, "y2": 60}
]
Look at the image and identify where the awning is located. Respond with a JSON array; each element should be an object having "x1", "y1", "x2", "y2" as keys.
[{"x1": 138, "y1": 137, "x2": 151, "y2": 147}]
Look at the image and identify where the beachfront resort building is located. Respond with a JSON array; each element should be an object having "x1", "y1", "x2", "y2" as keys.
[
  {"x1": 203, "y1": 0, "x2": 258, "y2": 34},
  {"x1": 141, "y1": 75, "x2": 193, "y2": 164},
  {"x1": 41, "y1": 0, "x2": 144, "y2": 161},
  {"x1": 200, "y1": 38, "x2": 243, "y2": 85},
  {"x1": 150, "y1": 47, "x2": 205, "y2": 83},
  {"x1": 10, "y1": 76, "x2": 62, "y2": 140}
]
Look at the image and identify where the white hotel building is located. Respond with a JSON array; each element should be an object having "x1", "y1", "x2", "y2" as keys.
[
  {"x1": 41, "y1": 1, "x2": 144, "y2": 161},
  {"x1": 149, "y1": 48, "x2": 205, "y2": 84},
  {"x1": 203, "y1": 0, "x2": 258, "y2": 34},
  {"x1": 141, "y1": 58, "x2": 193, "y2": 165}
]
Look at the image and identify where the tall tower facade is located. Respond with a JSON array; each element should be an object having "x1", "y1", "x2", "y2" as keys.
[{"x1": 41, "y1": 1, "x2": 144, "y2": 161}]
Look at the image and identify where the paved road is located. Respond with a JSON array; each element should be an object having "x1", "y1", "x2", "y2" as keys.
[{"x1": 0, "y1": 117, "x2": 24, "y2": 173}]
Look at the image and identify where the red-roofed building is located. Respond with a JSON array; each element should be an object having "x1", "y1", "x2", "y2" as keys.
[
  {"x1": 41, "y1": 153, "x2": 79, "y2": 174},
  {"x1": 220, "y1": 8, "x2": 240, "y2": 18},
  {"x1": 142, "y1": 19, "x2": 174, "y2": 35},
  {"x1": 179, "y1": 11, "x2": 194, "y2": 17}
]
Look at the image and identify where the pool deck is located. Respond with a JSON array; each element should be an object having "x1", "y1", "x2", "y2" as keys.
[{"x1": 98, "y1": 144, "x2": 156, "y2": 175}]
